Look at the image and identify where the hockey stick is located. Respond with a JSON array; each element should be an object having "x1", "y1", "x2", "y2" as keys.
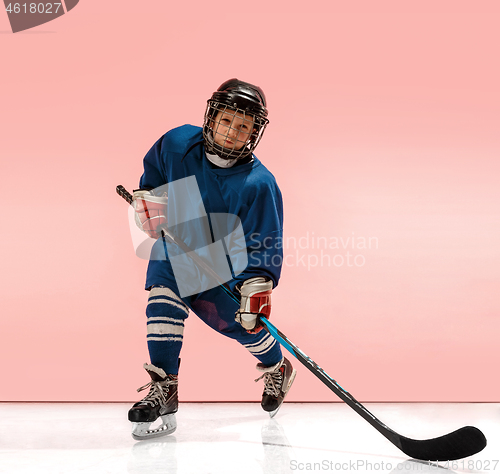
[{"x1": 117, "y1": 184, "x2": 486, "y2": 461}]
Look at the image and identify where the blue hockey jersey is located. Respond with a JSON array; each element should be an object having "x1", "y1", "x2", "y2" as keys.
[{"x1": 139, "y1": 125, "x2": 284, "y2": 295}]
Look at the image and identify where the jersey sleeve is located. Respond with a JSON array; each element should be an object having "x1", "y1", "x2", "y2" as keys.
[
  {"x1": 139, "y1": 135, "x2": 168, "y2": 190},
  {"x1": 228, "y1": 178, "x2": 284, "y2": 292}
]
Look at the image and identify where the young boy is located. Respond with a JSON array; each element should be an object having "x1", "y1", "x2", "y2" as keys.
[{"x1": 128, "y1": 79, "x2": 296, "y2": 440}]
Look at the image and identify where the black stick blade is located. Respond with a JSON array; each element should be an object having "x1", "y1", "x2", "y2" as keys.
[{"x1": 398, "y1": 426, "x2": 487, "y2": 461}]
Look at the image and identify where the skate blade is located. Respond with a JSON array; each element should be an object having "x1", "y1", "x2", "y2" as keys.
[
  {"x1": 269, "y1": 368, "x2": 297, "y2": 418},
  {"x1": 131, "y1": 413, "x2": 177, "y2": 440}
]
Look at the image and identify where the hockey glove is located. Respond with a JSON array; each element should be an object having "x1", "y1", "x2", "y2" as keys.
[
  {"x1": 235, "y1": 277, "x2": 273, "y2": 334},
  {"x1": 133, "y1": 189, "x2": 168, "y2": 240}
]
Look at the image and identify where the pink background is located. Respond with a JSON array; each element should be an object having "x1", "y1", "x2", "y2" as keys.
[{"x1": 1, "y1": 1, "x2": 499, "y2": 402}]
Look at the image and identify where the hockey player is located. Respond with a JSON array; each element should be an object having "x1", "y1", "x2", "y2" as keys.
[{"x1": 127, "y1": 79, "x2": 296, "y2": 440}]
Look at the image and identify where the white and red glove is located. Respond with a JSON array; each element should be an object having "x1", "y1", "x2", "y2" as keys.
[
  {"x1": 235, "y1": 277, "x2": 273, "y2": 334},
  {"x1": 133, "y1": 189, "x2": 168, "y2": 240}
]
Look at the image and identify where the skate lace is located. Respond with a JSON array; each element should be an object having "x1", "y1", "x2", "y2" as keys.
[
  {"x1": 136, "y1": 378, "x2": 177, "y2": 407},
  {"x1": 255, "y1": 371, "x2": 282, "y2": 398}
]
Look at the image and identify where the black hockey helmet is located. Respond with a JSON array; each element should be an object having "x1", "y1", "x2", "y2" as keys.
[{"x1": 203, "y1": 78, "x2": 269, "y2": 160}]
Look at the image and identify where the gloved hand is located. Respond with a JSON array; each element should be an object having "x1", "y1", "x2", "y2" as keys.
[
  {"x1": 132, "y1": 189, "x2": 168, "y2": 240},
  {"x1": 235, "y1": 277, "x2": 273, "y2": 334}
]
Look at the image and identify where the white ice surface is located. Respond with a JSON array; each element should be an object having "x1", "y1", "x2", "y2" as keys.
[{"x1": 0, "y1": 403, "x2": 498, "y2": 474}]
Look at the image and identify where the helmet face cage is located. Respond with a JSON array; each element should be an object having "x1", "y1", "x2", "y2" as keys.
[{"x1": 203, "y1": 101, "x2": 268, "y2": 160}]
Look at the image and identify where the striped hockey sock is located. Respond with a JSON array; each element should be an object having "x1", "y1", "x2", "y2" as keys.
[
  {"x1": 146, "y1": 286, "x2": 189, "y2": 375},
  {"x1": 243, "y1": 330, "x2": 283, "y2": 367}
]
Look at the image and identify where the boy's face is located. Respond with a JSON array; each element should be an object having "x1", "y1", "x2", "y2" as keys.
[{"x1": 211, "y1": 108, "x2": 255, "y2": 151}]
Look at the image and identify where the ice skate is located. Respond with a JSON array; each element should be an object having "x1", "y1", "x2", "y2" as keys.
[
  {"x1": 255, "y1": 357, "x2": 296, "y2": 418},
  {"x1": 128, "y1": 363, "x2": 178, "y2": 440}
]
